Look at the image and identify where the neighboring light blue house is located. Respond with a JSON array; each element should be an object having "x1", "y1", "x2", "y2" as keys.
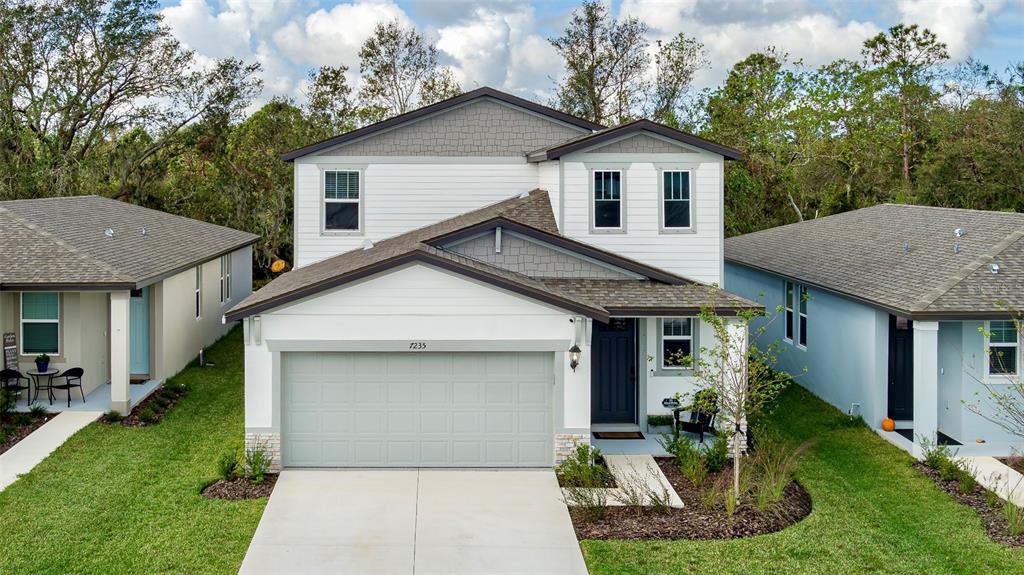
[{"x1": 725, "y1": 204, "x2": 1024, "y2": 456}]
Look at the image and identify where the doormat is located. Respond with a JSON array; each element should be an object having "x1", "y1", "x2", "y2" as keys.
[{"x1": 593, "y1": 431, "x2": 644, "y2": 440}]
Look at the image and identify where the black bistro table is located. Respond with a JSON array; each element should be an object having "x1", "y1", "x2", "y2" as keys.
[{"x1": 26, "y1": 368, "x2": 59, "y2": 404}]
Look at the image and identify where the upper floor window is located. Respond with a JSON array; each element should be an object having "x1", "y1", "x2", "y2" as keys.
[
  {"x1": 324, "y1": 170, "x2": 360, "y2": 232},
  {"x1": 220, "y1": 254, "x2": 231, "y2": 303},
  {"x1": 21, "y1": 292, "x2": 59, "y2": 355},
  {"x1": 660, "y1": 318, "x2": 694, "y2": 370},
  {"x1": 989, "y1": 320, "x2": 1019, "y2": 375},
  {"x1": 593, "y1": 170, "x2": 622, "y2": 230},
  {"x1": 662, "y1": 170, "x2": 692, "y2": 229},
  {"x1": 195, "y1": 266, "x2": 202, "y2": 320}
]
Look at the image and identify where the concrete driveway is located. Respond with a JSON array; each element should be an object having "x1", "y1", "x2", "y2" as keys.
[{"x1": 238, "y1": 469, "x2": 587, "y2": 575}]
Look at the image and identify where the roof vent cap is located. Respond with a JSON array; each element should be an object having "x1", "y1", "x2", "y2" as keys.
[
  {"x1": 104, "y1": 228, "x2": 114, "y2": 238},
  {"x1": 954, "y1": 227, "x2": 965, "y2": 238},
  {"x1": 953, "y1": 242, "x2": 961, "y2": 254},
  {"x1": 361, "y1": 239, "x2": 374, "y2": 250},
  {"x1": 903, "y1": 241, "x2": 910, "y2": 254},
  {"x1": 518, "y1": 190, "x2": 530, "y2": 199},
  {"x1": 989, "y1": 263, "x2": 1001, "y2": 274},
  {"x1": 141, "y1": 227, "x2": 147, "y2": 236}
]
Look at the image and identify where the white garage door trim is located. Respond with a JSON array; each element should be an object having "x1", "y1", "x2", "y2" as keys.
[{"x1": 282, "y1": 351, "x2": 555, "y2": 468}]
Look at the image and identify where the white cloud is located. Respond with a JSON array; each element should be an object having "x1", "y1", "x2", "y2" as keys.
[
  {"x1": 271, "y1": 0, "x2": 412, "y2": 67},
  {"x1": 896, "y1": 0, "x2": 1005, "y2": 60}
]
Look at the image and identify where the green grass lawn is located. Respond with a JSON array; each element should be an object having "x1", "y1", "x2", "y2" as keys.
[
  {"x1": 582, "y1": 385, "x2": 1024, "y2": 574},
  {"x1": 4, "y1": 333, "x2": 1023, "y2": 574},
  {"x1": 0, "y1": 328, "x2": 265, "y2": 575}
]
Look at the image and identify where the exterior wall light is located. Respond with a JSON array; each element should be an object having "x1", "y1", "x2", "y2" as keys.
[{"x1": 569, "y1": 344, "x2": 581, "y2": 372}]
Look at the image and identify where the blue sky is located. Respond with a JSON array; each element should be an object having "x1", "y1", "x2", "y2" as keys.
[{"x1": 157, "y1": 0, "x2": 1024, "y2": 106}]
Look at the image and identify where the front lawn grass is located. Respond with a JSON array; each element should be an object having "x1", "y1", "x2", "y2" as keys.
[
  {"x1": 582, "y1": 385, "x2": 1024, "y2": 574},
  {"x1": 0, "y1": 327, "x2": 264, "y2": 574}
]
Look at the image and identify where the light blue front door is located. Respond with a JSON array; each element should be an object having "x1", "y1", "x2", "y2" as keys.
[{"x1": 129, "y1": 287, "x2": 150, "y2": 376}]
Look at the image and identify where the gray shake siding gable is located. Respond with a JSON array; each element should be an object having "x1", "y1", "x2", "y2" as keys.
[
  {"x1": 314, "y1": 98, "x2": 588, "y2": 157},
  {"x1": 588, "y1": 133, "x2": 690, "y2": 154},
  {"x1": 446, "y1": 231, "x2": 633, "y2": 279}
]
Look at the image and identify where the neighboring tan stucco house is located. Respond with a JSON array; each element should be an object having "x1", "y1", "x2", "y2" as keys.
[
  {"x1": 0, "y1": 196, "x2": 257, "y2": 413},
  {"x1": 725, "y1": 204, "x2": 1024, "y2": 457},
  {"x1": 228, "y1": 87, "x2": 759, "y2": 469}
]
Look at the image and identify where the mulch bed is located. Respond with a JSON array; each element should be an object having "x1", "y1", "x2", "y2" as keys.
[
  {"x1": 104, "y1": 385, "x2": 188, "y2": 427},
  {"x1": 0, "y1": 412, "x2": 57, "y2": 456},
  {"x1": 999, "y1": 457, "x2": 1024, "y2": 475},
  {"x1": 202, "y1": 474, "x2": 279, "y2": 500},
  {"x1": 914, "y1": 462, "x2": 1024, "y2": 547},
  {"x1": 569, "y1": 457, "x2": 812, "y2": 540}
]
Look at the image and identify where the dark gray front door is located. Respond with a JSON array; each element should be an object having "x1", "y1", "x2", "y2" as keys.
[
  {"x1": 888, "y1": 315, "x2": 914, "y2": 420},
  {"x1": 591, "y1": 318, "x2": 637, "y2": 424}
]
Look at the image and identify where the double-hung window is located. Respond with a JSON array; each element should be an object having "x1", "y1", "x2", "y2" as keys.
[
  {"x1": 324, "y1": 170, "x2": 360, "y2": 232},
  {"x1": 21, "y1": 292, "x2": 59, "y2": 355},
  {"x1": 784, "y1": 281, "x2": 795, "y2": 342},
  {"x1": 785, "y1": 281, "x2": 809, "y2": 347},
  {"x1": 220, "y1": 255, "x2": 231, "y2": 303},
  {"x1": 195, "y1": 266, "x2": 202, "y2": 320},
  {"x1": 989, "y1": 320, "x2": 1019, "y2": 376},
  {"x1": 593, "y1": 170, "x2": 622, "y2": 229},
  {"x1": 798, "y1": 285, "x2": 808, "y2": 347},
  {"x1": 660, "y1": 318, "x2": 695, "y2": 370},
  {"x1": 662, "y1": 170, "x2": 692, "y2": 229}
]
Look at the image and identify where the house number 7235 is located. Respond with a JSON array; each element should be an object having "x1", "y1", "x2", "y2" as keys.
[{"x1": 408, "y1": 342, "x2": 427, "y2": 350}]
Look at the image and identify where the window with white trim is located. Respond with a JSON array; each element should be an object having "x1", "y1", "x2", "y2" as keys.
[
  {"x1": 798, "y1": 285, "x2": 808, "y2": 347},
  {"x1": 660, "y1": 318, "x2": 695, "y2": 370},
  {"x1": 220, "y1": 255, "x2": 231, "y2": 303},
  {"x1": 195, "y1": 266, "x2": 202, "y2": 320},
  {"x1": 21, "y1": 292, "x2": 59, "y2": 355},
  {"x1": 662, "y1": 170, "x2": 692, "y2": 229},
  {"x1": 784, "y1": 281, "x2": 795, "y2": 342},
  {"x1": 593, "y1": 170, "x2": 622, "y2": 229},
  {"x1": 989, "y1": 320, "x2": 1019, "y2": 375},
  {"x1": 324, "y1": 170, "x2": 360, "y2": 231}
]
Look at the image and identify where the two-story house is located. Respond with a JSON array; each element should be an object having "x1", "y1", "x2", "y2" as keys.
[{"x1": 226, "y1": 87, "x2": 758, "y2": 469}]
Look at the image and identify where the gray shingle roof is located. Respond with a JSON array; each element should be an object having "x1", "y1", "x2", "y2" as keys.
[
  {"x1": 725, "y1": 204, "x2": 1024, "y2": 317},
  {"x1": 526, "y1": 119, "x2": 743, "y2": 161},
  {"x1": 227, "y1": 190, "x2": 760, "y2": 321},
  {"x1": 539, "y1": 279, "x2": 760, "y2": 315},
  {"x1": 0, "y1": 196, "x2": 258, "y2": 289}
]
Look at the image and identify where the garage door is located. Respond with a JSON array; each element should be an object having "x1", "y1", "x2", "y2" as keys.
[{"x1": 281, "y1": 352, "x2": 554, "y2": 467}]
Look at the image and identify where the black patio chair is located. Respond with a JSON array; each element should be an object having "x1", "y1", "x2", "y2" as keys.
[
  {"x1": 1, "y1": 368, "x2": 32, "y2": 407},
  {"x1": 673, "y1": 394, "x2": 719, "y2": 443},
  {"x1": 50, "y1": 367, "x2": 85, "y2": 408}
]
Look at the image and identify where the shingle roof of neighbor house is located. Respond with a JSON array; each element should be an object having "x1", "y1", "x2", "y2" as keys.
[
  {"x1": 280, "y1": 87, "x2": 741, "y2": 162},
  {"x1": 226, "y1": 190, "x2": 760, "y2": 322},
  {"x1": 0, "y1": 196, "x2": 258, "y2": 290},
  {"x1": 725, "y1": 204, "x2": 1024, "y2": 318}
]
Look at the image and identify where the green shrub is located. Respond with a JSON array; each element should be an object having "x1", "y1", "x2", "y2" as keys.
[
  {"x1": 920, "y1": 437, "x2": 953, "y2": 470},
  {"x1": 1005, "y1": 501, "x2": 1024, "y2": 536},
  {"x1": 138, "y1": 407, "x2": 158, "y2": 424},
  {"x1": 29, "y1": 404, "x2": 48, "y2": 417},
  {"x1": 217, "y1": 450, "x2": 240, "y2": 481},
  {"x1": 244, "y1": 442, "x2": 273, "y2": 484},
  {"x1": 154, "y1": 395, "x2": 172, "y2": 409},
  {"x1": 702, "y1": 434, "x2": 729, "y2": 473},
  {"x1": 937, "y1": 458, "x2": 960, "y2": 482},
  {"x1": 750, "y1": 430, "x2": 814, "y2": 511},
  {"x1": 556, "y1": 443, "x2": 612, "y2": 487},
  {"x1": 102, "y1": 410, "x2": 123, "y2": 423},
  {"x1": 12, "y1": 412, "x2": 32, "y2": 427},
  {"x1": 647, "y1": 414, "x2": 674, "y2": 427},
  {"x1": 563, "y1": 484, "x2": 609, "y2": 521},
  {"x1": 0, "y1": 390, "x2": 15, "y2": 422},
  {"x1": 660, "y1": 433, "x2": 707, "y2": 486},
  {"x1": 956, "y1": 466, "x2": 978, "y2": 494},
  {"x1": 985, "y1": 489, "x2": 1001, "y2": 509}
]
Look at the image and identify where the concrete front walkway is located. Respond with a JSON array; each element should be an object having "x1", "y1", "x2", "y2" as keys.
[
  {"x1": 0, "y1": 411, "x2": 103, "y2": 491},
  {"x1": 239, "y1": 469, "x2": 587, "y2": 575}
]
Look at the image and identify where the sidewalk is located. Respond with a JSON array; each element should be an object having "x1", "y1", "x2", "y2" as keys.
[
  {"x1": 962, "y1": 456, "x2": 1024, "y2": 507},
  {"x1": 0, "y1": 411, "x2": 103, "y2": 492}
]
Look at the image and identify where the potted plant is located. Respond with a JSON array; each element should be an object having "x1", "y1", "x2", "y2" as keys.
[{"x1": 34, "y1": 353, "x2": 50, "y2": 372}]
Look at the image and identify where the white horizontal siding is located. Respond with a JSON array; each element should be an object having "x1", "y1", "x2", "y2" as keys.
[
  {"x1": 561, "y1": 154, "x2": 724, "y2": 284},
  {"x1": 294, "y1": 160, "x2": 540, "y2": 267},
  {"x1": 538, "y1": 160, "x2": 560, "y2": 225}
]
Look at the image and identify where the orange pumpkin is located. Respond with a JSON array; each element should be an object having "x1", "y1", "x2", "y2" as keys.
[
  {"x1": 270, "y1": 259, "x2": 288, "y2": 274},
  {"x1": 881, "y1": 417, "x2": 896, "y2": 432}
]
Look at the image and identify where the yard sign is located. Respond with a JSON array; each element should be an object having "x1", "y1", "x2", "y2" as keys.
[{"x1": 3, "y1": 333, "x2": 16, "y2": 370}]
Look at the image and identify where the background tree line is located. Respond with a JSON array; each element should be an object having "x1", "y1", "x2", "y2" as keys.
[{"x1": 2, "y1": 0, "x2": 1022, "y2": 276}]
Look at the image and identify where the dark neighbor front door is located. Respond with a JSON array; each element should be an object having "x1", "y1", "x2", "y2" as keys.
[
  {"x1": 888, "y1": 315, "x2": 914, "y2": 421},
  {"x1": 591, "y1": 318, "x2": 638, "y2": 424}
]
